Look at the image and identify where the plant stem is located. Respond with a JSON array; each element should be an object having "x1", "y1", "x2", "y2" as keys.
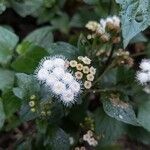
[{"x1": 93, "y1": 44, "x2": 115, "y2": 85}]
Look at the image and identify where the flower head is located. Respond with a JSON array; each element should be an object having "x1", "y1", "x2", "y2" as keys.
[
  {"x1": 139, "y1": 59, "x2": 150, "y2": 72},
  {"x1": 37, "y1": 68, "x2": 49, "y2": 81},
  {"x1": 75, "y1": 71, "x2": 83, "y2": 80},
  {"x1": 61, "y1": 89, "x2": 75, "y2": 105},
  {"x1": 69, "y1": 81, "x2": 81, "y2": 94},
  {"x1": 136, "y1": 72, "x2": 149, "y2": 85},
  {"x1": 85, "y1": 21, "x2": 100, "y2": 32},
  {"x1": 83, "y1": 66, "x2": 90, "y2": 74},
  {"x1": 62, "y1": 72, "x2": 74, "y2": 84},
  {"x1": 69, "y1": 60, "x2": 77, "y2": 67},
  {"x1": 82, "y1": 56, "x2": 91, "y2": 65},
  {"x1": 87, "y1": 74, "x2": 94, "y2": 81},
  {"x1": 90, "y1": 66, "x2": 96, "y2": 75},
  {"x1": 136, "y1": 59, "x2": 150, "y2": 94},
  {"x1": 52, "y1": 81, "x2": 66, "y2": 95},
  {"x1": 84, "y1": 81, "x2": 92, "y2": 89},
  {"x1": 76, "y1": 63, "x2": 83, "y2": 71},
  {"x1": 52, "y1": 67, "x2": 65, "y2": 79},
  {"x1": 35, "y1": 56, "x2": 82, "y2": 106},
  {"x1": 52, "y1": 57, "x2": 65, "y2": 68},
  {"x1": 42, "y1": 59, "x2": 54, "y2": 70}
]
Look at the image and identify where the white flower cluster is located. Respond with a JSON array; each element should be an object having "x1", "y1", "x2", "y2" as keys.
[
  {"x1": 83, "y1": 130, "x2": 98, "y2": 147},
  {"x1": 35, "y1": 56, "x2": 81, "y2": 106},
  {"x1": 69, "y1": 56, "x2": 96, "y2": 89},
  {"x1": 99, "y1": 15, "x2": 120, "y2": 32},
  {"x1": 136, "y1": 59, "x2": 150, "y2": 94},
  {"x1": 86, "y1": 16, "x2": 120, "y2": 35}
]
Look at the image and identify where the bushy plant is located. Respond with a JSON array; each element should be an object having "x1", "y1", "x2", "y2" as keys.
[{"x1": 0, "y1": 0, "x2": 150, "y2": 149}]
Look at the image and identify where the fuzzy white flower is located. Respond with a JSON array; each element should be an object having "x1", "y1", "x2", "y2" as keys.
[
  {"x1": 62, "y1": 72, "x2": 74, "y2": 84},
  {"x1": 37, "y1": 68, "x2": 49, "y2": 81},
  {"x1": 46, "y1": 74, "x2": 58, "y2": 86},
  {"x1": 139, "y1": 59, "x2": 150, "y2": 72},
  {"x1": 52, "y1": 67, "x2": 65, "y2": 79},
  {"x1": 42, "y1": 59, "x2": 53, "y2": 70},
  {"x1": 53, "y1": 57, "x2": 65, "y2": 68},
  {"x1": 136, "y1": 72, "x2": 149, "y2": 85},
  {"x1": 69, "y1": 81, "x2": 81, "y2": 94},
  {"x1": 35, "y1": 55, "x2": 83, "y2": 106},
  {"x1": 106, "y1": 17, "x2": 113, "y2": 24},
  {"x1": 61, "y1": 89, "x2": 75, "y2": 105},
  {"x1": 100, "y1": 19, "x2": 106, "y2": 29},
  {"x1": 52, "y1": 81, "x2": 66, "y2": 95},
  {"x1": 112, "y1": 16, "x2": 120, "y2": 27}
]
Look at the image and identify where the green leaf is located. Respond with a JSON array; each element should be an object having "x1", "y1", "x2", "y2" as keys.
[
  {"x1": 100, "y1": 68, "x2": 117, "y2": 88},
  {"x1": 11, "y1": 43, "x2": 48, "y2": 73},
  {"x1": 0, "y1": 1, "x2": 6, "y2": 14},
  {"x1": 0, "y1": 26, "x2": 19, "y2": 65},
  {"x1": 45, "y1": 127, "x2": 70, "y2": 150},
  {"x1": 14, "y1": 73, "x2": 40, "y2": 121},
  {"x1": 0, "y1": 68, "x2": 15, "y2": 92},
  {"x1": 14, "y1": 73, "x2": 40, "y2": 99},
  {"x1": 24, "y1": 26, "x2": 53, "y2": 49},
  {"x1": 0, "y1": 100, "x2": 5, "y2": 129},
  {"x1": 137, "y1": 100, "x2": 150, "y2": 131},
  {"x1": 102, "y1": 95, "x2": 139, "y2": 126},
  {"x1": 51, "y1": 12, "x2": 70, "y2": 34},
  {"x1": 2, "y1": 91, "x2": 21, "y2": 118},
  {"x1": 116, "y1": 0, "x2": 150, "y2": 47},
  {"x1": 10, "y1": 0, "x2": 43, "y2": 17},
  {"x1": 94, "y1": 108, "x2": 126, "y2": 146},
  {"x1": 130, "y1": 33, "x2": 147, "y2": 43},
  {"x1": 47, "y1": 42, "x2": 79, "y2": 59}
]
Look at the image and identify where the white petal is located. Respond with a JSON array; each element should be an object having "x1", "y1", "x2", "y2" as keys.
[
  {"x1": 140, "y1": 59, "x2": 150, "y2": 71},
  {"x1": 37, "y1": 69, "x2": 49, "y2": 81},
  {"x1": 52, "y1": 81, "x2": 66, "y2": 95},
  {"x1": 136, "y1": 72, "x2": 149, "y2": 84},
  {"x1": 69, "y1": 81, "x2": 81, "y2": 94},
  {"x1": 42, "y1": 59, "x2": 53, "y2": 70},
  {"x1": 52, "y1": 67, "x2": 65, "y2": 79},
  {"x1": 61, "y1": 89, "x2": 75, "y2": 104},
  {"x1": 46, "y1": 74, "x2": 58, "y2": 86},
  {"x1": 53, "y1": 58, "x2": 65, "y2": 67},
  {"x1": 62, "y1": 72, "x2": 74, "y2": 84}
]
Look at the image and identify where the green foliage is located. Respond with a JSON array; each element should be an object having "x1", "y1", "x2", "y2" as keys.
[
  {"x1": 102, "y1": 95, "x2": 139, "y2": 126},
  {"x1": 0, "y1": 100, "x2": 5, "y2": 129},
  {"x1": 2, "y1": 91, "x2": 21, "y2": 118},
  {"x1": 0, "y1": 68, "x2": 15, "y2": 92},
  {"x1": 94, "y1": 108, "x2": 126, "y2": 147},
  {"x1": 10, "y1": 0, "x2": 43, "y2": 17},
  {"x1": 11, "y1": 43, "x2": 48, "y2": 73},
  {"x1": 24, "y1": 26, "x2": 54, "y2": 49},
  {"x1": 47, "y1": 42, "x2": 79, "y2": 58},
  {"x1": 0, "y1": 1, "x2": 6, "y2": 14},
  {"x1": 45, "y1": 127, "x2": 70, "y2": 150},
  {"x1": 138, "y1": 99, "x2": 150, "y2": 131},
  {"x1": 0, "y1": 1, "x2": 150, "y2": 149},
  {"x1": 0, "y1": 26, "x2": 18, "y2": 65},
  {"x1": 116, "y1": 0, "x2": 150, "y2": 47}
]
